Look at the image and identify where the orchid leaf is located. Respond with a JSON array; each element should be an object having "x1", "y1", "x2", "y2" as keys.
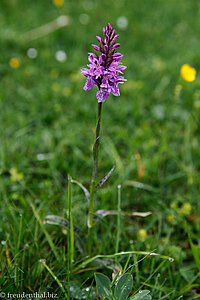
[
  {"x1": 95, "y1": 258, "x2": 122, "y2": 274},
  {"x1": 71, "y1": 179, "x2": 90, "y2": 202},
  {"x1": 95, "y1": 164, "x2": 116, "y2": 190},
  {"x1": 125, "y1": 180, "x2": 157, "y2": 192},
  {"x1": 93, "y1": 209, "x2": 151, "y2": 224},
  {"x1": 44, "y1": 215, "x2": 86, "y2": 254}
]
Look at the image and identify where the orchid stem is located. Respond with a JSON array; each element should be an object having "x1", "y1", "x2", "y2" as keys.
[{"x1": 88, "y1": 102, "x2": 102, "y2": 255}]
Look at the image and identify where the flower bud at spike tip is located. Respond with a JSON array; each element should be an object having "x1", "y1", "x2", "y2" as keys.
[
  {"x1": 81, "y1": 23, "x2": 127, "y2": 103},
  {"x1": 108, "y1": 23, "x2": 112, "y2": 30}
]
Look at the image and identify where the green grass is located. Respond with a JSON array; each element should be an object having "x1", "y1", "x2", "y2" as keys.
[{"x1": 0, "y1": 0, "x2": 200, "y2": 298}]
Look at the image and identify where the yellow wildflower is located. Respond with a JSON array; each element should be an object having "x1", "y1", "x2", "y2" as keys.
[
  {"x1": 70, "y1": 72, "x2": 83, "y2": 82},
  {"x1": 24, "y1": 66, "x2": 35, "y2": 76},
  {"x1": 54, "y1": 103, "x2": 61, "y2": 112},
  {"x1": 180, "y1": 203, "x2": 192, "y2": 216},
  {"x1": 188, "y1": 175, "x2": 193, "y2": 185},
  {"x1": 51, "y1": 82, "x2": 61, "y2": 92},
  {"x1": 50, "y1": 69, "x2": 59, "y2": 80},
  {"x1": 62, "y1": 87, "x2": 71, "y2": 97},
  {"x1": 161, "y1": 237, "x2": 167, "y2": 245},
  {"x1": 180, "y1": 64, "x2": 196, "y2": 82},
  {"x1": 194, "y1": 100, "x2": 200, "y2": 109},
  {"x1": 9, "y1": 58, "x2": 20, "y2": 69},
  {"x1": 170, "y1": 201, "x2": 178, "y2": 209},
  {"x1": 11, "y1": 193, "x2": 19, "y2": 200},
  {"x1": 53, "y1": 0, "x2": 64, "y2": 7},
  {"x1": 138, "y1": 229, "x2": 147, "y2": 241},
  {"x1": 10, "y1": 168, "x2": 24, "y2": 182},
  {"x1": 167, "y1": 214, "x2": 175, "y2": 224}
]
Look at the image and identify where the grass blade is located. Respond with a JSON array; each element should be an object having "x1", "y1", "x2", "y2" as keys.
[
  {"x1": 39, "y1": 259, "x2": 69, "y2": 299},
  {"x1": 30, "y1": 202, "x2": 59, "y2": 261},
  {"x1": 21, "y1": 15, "x2": 71, "y2": 42},
  {"x1": 72, "y1": 251, "x2": 174, "y2": 273}
]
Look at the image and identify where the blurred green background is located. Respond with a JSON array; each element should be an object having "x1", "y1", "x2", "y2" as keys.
[{"x1": 0, "y1": 0, "x2": 200, "y2": 297}]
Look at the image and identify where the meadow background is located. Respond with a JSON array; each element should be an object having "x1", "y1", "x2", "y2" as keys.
[{"x1": 0, "y1": 0, "x2": 200, "y2": 298}]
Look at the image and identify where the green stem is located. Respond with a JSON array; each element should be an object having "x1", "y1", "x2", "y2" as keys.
[
  {"x1": 67, "y1": 175, "x2": 74, "y2": 297},
  {"x1": 68, "y1": 175, "x2": 74, "y2": 266},
  {"x1": 115, "y1": 184, "x2": 121, "y2": 254},
  {"x1": 88, "y1": 102, "x2": 102, "y2": 255},
  {"x1": 92, "y1": 102, "x2": 102, "y2": 179}
]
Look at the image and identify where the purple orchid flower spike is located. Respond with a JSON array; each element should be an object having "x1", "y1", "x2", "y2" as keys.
[{"x1": 81, "y1": 23, "x2": 127, "y2": 103}]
